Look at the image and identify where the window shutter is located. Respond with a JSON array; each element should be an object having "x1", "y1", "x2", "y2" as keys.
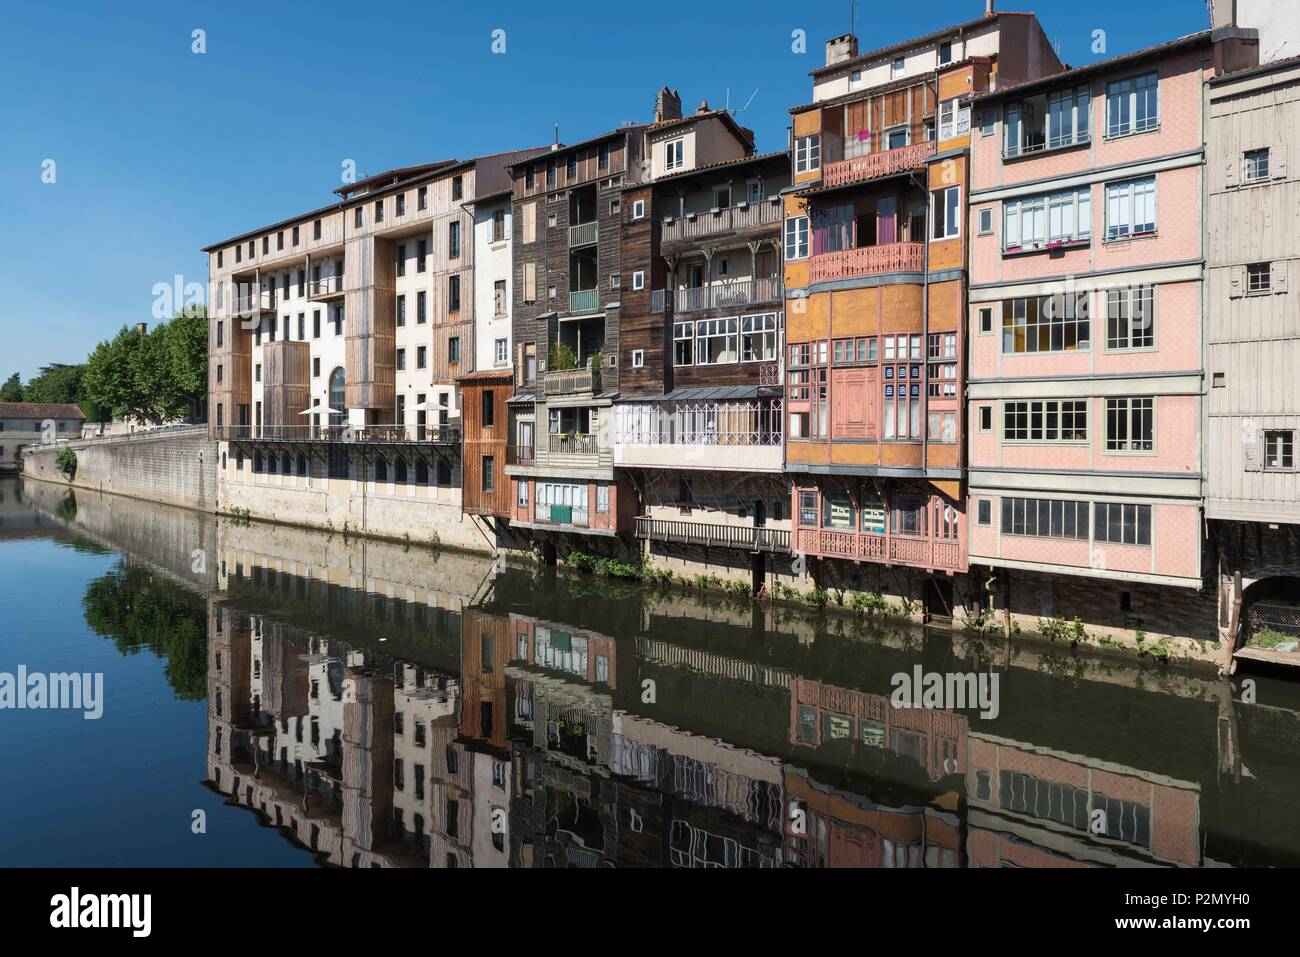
[
  {"x1": 1244, "y1": 427, "x2": 1261, "y2": 471},
  {"x1": 1273, "y1": 260, "x2": 1289, "y2": 294},
  {"x1": 523, "y1": 261, "x2": 536, "y2": 302},
  {"x1": 1225, "y1": 156, "x2": 1238, "y2": 188},
  {"x1": 1229, "y1": 264, "x2": 1245, "y2": 299},
  {"x1": 522, "y1": 202, "x2": 536, "y2": 244},
  {"x1": 1273, "y1": 143, "x2": 1288, "y2": 179}
]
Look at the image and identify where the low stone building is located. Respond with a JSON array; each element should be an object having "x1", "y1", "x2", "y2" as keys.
[{"x1": 0, "y1": 402, "x2": 85, "y2": 472}]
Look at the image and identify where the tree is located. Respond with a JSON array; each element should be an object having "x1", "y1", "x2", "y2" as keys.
[
  {"x1": 24, "y1": 363, "x2": 83, "y2": 404},
  {"x1": 0, "y1": 372, "x2": 21, "y2": 402},
  {"x1": 164, "y1": 306, "x2": 208, "y2": 419},
  {"x1": 84, "y1": 325, "x2": 152, "y2": 421}
]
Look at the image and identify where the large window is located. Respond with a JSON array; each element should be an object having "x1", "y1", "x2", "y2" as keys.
[
  {"x1": 1094, "y1": 502, "x2": 1151, "y2": 545},
  {"x1": 665, "y1": 139, "x2": 684, "y2": 171},
  {"x1": 1000, "y1": 497, "x2": 1089, "y2": 540},
  {"x1": 1003, "y1": 188, "x2": 1091, "y2": 252},
  {"x1": 1106, "y1": 285, "x2": 1155, "y2": 349},
  {"x1": 1046, "y1": 86, "x2": 1090, "y2": 149},
  {"x1": 932, "y1": 186, "x2": 960, "y2": 240},
  {"x1": 1003, "y1": 400, "x2": 1088, "y2": 442},
  {"x1": 1105, "y1": 397, "x2": 1154, "y2": 452},
  {"x1": 784, "y1": 215, "x2": 809, "y2": 260},
  {"x1": 741, "y1": 313, "x2": 779, "y2": 362},
  {"x1": 1105, "y1": 176, "x2": 1156, "y2": 241},
  {"x1": 794, "y1": 134, "x2": 821, "y2": 174},
  {"x1": 673, "y1": 321, "x2": 694, "y2": 366},
  {"x1": 1106, "y1": 72, "x2": 1158, "y2": 138},
  {"x1": 938, "y1": 98, "x2": 970, "y2": 140},
  {"x1": 1002, "y1": 292, "x2": 1090, "y2": 353},
  {"x1": 695, "y1": 317, "x2": 738, "y2": 364},
  {"x1": 883, "y1": 334, "x2": 922, "y2": 440}
]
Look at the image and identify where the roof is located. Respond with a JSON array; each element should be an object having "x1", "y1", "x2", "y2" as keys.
[
  {"x1": 644, "y1": 108, "x2": 755, "y2": 150},
  {"x1": 0, "y1": 402, "x2": 85, "y2": 420},
  {"x1": 456, "y1": 368, "x2": 515, "y2": 384},
  {"x1": 808, "y1": 13, "x2": 1006, "y2": 78},
  {"x1": 790, "y1": 56, "x2": 988, "y2": 114},
  {"x1": 972, "y1": 29, "x2": 1214, "y2": 104},
  {"x1": 1208, "y1": 51, "x2": 1300, "y2": 86},
  {"x1": 508, "y1": 125, "x2": 647, "y2": 171},
  {"x1": 333, "y1": 159, "x2": 458, "y2": 197},
  {"x1": 648, "y1": 149, "x2": 789, "y2": 187}
]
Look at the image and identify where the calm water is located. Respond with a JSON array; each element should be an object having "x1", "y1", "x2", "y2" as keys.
[{"x1": 2, "y1": 474, "x2": 1298, "y2": 868}]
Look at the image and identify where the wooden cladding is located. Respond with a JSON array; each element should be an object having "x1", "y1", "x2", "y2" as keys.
[
  {"x1": 261, "y1": 340, "x2": 310, "y2": 429},
  {"x1": 344, "y1": 235, "x2": 396, "y2": 412},
  {"x1": 513, "y1": 137, "x2": 627, "y2": 199},
  {"x1": 461, "y1": 376, "x2": 511, "y2": 517}
]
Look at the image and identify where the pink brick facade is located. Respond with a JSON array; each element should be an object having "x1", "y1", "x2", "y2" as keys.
[{"x1": 964, "y1": 37, "x2": 1218, "y2": 589}]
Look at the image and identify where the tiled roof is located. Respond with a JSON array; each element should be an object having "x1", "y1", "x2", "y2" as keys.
[
  {"x1": 0, "y1": 402, "x2": 85, "y2": 420},
  {"x1": 808, "y1": 13, "x2": 1006, "y2": 78}
]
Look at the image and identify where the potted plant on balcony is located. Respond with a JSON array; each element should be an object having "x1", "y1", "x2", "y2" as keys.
[{"x1": 548, "y1": 341, "x2": 578, "y2": 371}]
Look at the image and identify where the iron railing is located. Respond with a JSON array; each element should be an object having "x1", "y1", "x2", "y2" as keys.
[
  {"x1": 636, "y1": 517, "x2": 790, "y2": 553},
  {"x1": 213, "y1": 424, "x2": 460, "y2": 444}
]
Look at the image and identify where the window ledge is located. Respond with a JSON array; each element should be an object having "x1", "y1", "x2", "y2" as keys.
[
  {"x1": 1002, "y1": 137, "x2": 1091, "y2": 162},
  {"x1": 1002, "y1": 239, "x2": 1090, "y2": 257},
  {"x1": 1102, "y1": 231, "x2": 1158, "y2": 245},
  {"x1": 1103, "y1": 125, "x2": 1160, "y2": 142}
]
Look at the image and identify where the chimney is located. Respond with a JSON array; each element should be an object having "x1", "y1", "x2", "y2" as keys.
[
  {"x1": 985, "y1": 0, "x2": 995, "y2": 16},
  {"x1": 654, "y1": 87, "x2": 681, "y2": 123},
  {"x1": 135, "y1": 322, "x2": 148, "y2": 335},
  {"x1": 696, "y1": 99, "x2": 710, "y2": 115},
  {"x1": 1211, "y1": 0, "x2": 1236, "y2": 30},
  {"x1": 825, "y1": 33, "x2": 858, "y2": 67}
]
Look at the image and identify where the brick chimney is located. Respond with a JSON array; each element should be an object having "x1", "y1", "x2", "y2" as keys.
[
  {"x1": 654, "y1": 87, "x2": 681, "y2": 123},
  {"x1": 825, "y1": 33, "x2": 858, "y2": 67}
]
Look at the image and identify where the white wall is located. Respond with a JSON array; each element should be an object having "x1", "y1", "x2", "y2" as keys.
[{"x1": 473, "y1": 196, "x2": 513, "y2": 372}]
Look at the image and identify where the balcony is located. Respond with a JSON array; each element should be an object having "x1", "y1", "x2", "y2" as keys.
[
  {"x1": 808, "y1": 243, "x2": 924, "y2": 283},
  {"x1": 673, "y1": 276, "x2": 782, "y2": 314},
  {"x1": 614, "y1": 398, "x2": 783, "y2": 472},
  {"x1": 661, "y1": 199, "x2": 782, "y2": 242},
  {"x1": 569, "y1": 221, "x2": 598, "y2": 247},
  {"x1": 212, "y1": 423, "x2": 460, "y2": 444},
  {"x1": 794, "y1": 528, "x2": 963, "y2": 573},
  {"x1": 506, "y1": 445, "x2": 535, "y2": 466},
  {"x1": 535, "y1": 503, "x2": 589, "y2": 528},
  {"x1": 234, "y1": 290, "x2": 276, "y2": 316},
  {"x1": 548, "y1": 433, "x2": 598, "y2": 455},
  {"x1": 569, "y1": 288, "x2": 599, "y2": 313},
  {"x1": 308, "y1": 275, "x2": 345, "y2": 301},
  {"x1": 543, "y1": 367, "x2": 600, "y2": 396},
  {"x1": 822, "y1": 142, "x2": 937, "y2": 188},
  {"x1": 636, "y1": 517, "x2": 790, "y2": 553}
]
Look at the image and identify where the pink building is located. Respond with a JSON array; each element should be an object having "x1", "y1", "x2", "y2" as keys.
[{"x1": 964, "y1": 29, "x2": 1257, "y2": 609}]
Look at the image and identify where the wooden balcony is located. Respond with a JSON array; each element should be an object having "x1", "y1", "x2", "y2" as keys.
[
  {"x1": 636, "y1": 517, "x2": 790, "y2": 553},
  {"x1": 808, "y1": 242, "x2": 924, "y2": 283},
  {"x1": 673, "y1": 276, "x2": 782, "y2": 314},
  {"x1": 542, "y1": 367, "x2": 600, "y2": 396},
  {"x1": 821, "y1": 142, "x2": 936, "y2": 188},
  {"x1": 793, "y1": 527, "x2": 965, "y2": 573},
  {"x1": 661, "y1": 199, "x2": 782, "y2": 242}
]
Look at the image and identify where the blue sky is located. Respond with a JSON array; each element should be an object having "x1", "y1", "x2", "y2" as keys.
[{"x1": 0, "y1": 0, "x2": 1210, "y2": 380}]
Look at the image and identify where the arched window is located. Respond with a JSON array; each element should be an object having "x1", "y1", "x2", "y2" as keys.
[
  {"x1": 375, "y1": 456, "x2": 388, "y2": 482},
  {"x1": 328, "y1": 367, "x2": 345, "y2": 427},
  {"x1": 415, "y1": 459, "x2": 429, "y2": 484},
  {"x1": 395, "y1": 458, "x2": 408, "y2": 483}
]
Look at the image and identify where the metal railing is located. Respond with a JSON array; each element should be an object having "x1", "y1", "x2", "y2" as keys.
[
  {"x1": 673, "y1": 277, "x2": 782, "y2": 314},
  {"x1": 660, "y1": 199, "x2": 782, "y2": 242},
  {"x1": 822, "y1": 142, "x2": 937, "y2": 188},
  {"x1": 569, "y1": 221, "x2": 598, "y2": 247},
  {"x1": 506, "y1": 445, "x2": 535, "y2": 466},
  {"x1": 1005, "y1": 129, "x2": 1090, "y2": 159},
  {"x1": 308, "y1": 275, "x2": 344, "y2": 297},
  {"x1": 213, "y1": 423, "x2": 460, "y2": 444},
  {"x1": 536, "y1": 503, "x2": 589, "y2": 527},
  {"x1": 569, "y1": 288, "x2": 599, "y2": 313},
  {"x1": 548, "y1": 433, "x2": 598, "y2": 455},
  {"x1": 615, "y1": 400, "x2": 783, "y2": 447},
  {"x1": 636, "y1": 517, "x2": 790, "y2": 553},
  {"x1": 808, "y1": 243, "x2": 924, "y2": 283}
]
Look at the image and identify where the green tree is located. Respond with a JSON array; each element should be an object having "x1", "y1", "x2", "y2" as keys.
[
  {"x1": 0, "y1": 372, "x2": 22, "y2": 402},
  {"x1": 83, "y1": 325, "x2": 153, "y2": 421},
  {"x1": 164, "y1": 306, "x2": 208, "y2": 418},
  {"x1": 23, "y1": 363, "x2": 83, "y2": 404}
]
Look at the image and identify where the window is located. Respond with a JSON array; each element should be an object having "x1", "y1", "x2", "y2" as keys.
[
  {"x1": 609, "y1": 274, "x2": 621, "y2": 289},
  {"x1": 354, "y1": 207, "x2": 363, "y2": 228},
  {"x1": 884, "y1": 126, "x2": 908, "y2": 150},
  {"x1": 493, "y1": 280, "x2": 507, "y2": 316},
  {"x1": 927, "y1": 332, "x2": 957, "y2": 398},
  {"x1": 1265, "y1": 430, "x2": 1295, "y2": 469},
  {"x1": 416, "y1": 346, "x2": 427, "y2": 369},
  {"x1": 673, "y1": 321, "x2": 694, "y2": 366},
  {"x1": 418, "y1": 186, "x2": 428, "y2": 210},
  {"x1": 978, "y1": 207, "x2": 993, "y2": 235},
  {"x1": 1105, "y1": 176, "x2": 1156, "y2": 241},
  {"x1": 665, "y1": 139, "x2": 684, "y2": 171},
  {"x1": 979, "y1": 406, "x2": 993, "y2": 431},
  {"x1": 396, "y1": 294, "x2": 406, "y2": 326},
  {"x1": 1002, "y1": 292, "x2": 1090, "y2": 353},
  {"x1": 596, "y1": 484, "x2": 610, "y2": 514},
  {"x1": 794, "y1": 134, "x2": 821, "y2": 174},
  {"x1": 882, "y1": 334, "x2": 922, "y2": 439},
  {"x1": 396, "y1": 349, "x2": 406, "y2": 371},
  {"x1": 374, "y1": 199, "x2": 384, "y2": 223},
  {"x1": 1244, "y1": 148, "x2": 1270, "y2": 182},
  {"x1": 1106, "y1": 72, "x2": 1158, "y2": 138},
  {"x1": 632, "y1": 270, "x2": 644, "y2": 291},
  {"x1": 517, "y1": 481, "x2": 529, "y2": 506},
  {"x1": 448, "y1": 221, "x2": 461, "y2": 258},
  {"x1": 785, "y1": 215, "x2": 809, "y2": 259},
  {"x1": 978, "y1": 306, "x2": 993, "y2": 334},
  {"x1": 448, "y1": 275, "x2": 461, "y2": 312},
  {"x1": 1094, "y1": 502, "x2": 1152, "y2": 546},
  {"x1": 1106, "y1": 285, "x2": 1155, "y2": 349},
  {"x1": 255, "y1": 363, "x2": 262, "y2": 382},
  {"x1": 417, "y1": 290, "x2": 427, "y2": 323},
  {"x1": 891, "y1": 55, "x2": 905, "y2": 77},
  {"x1": 313, "y1": 357, "x2": 320, "y2": 378},
  {"x1": 1003, "y1": 400, "x2": 1088, "y2": 441},
  {"x1": 741, "y1": 313, "x2": 779, "y2": 362},
  {"x1": 695, "y1": 317, "x2": 738, "y2": 364},
  {"x1": 313, "y1": 218, "x2": 322, "y2": 239},
  {"x1": 490, "y1": 207, "x2": 507, "y2": 243},
  {"x1": 452, "y1": 175, "x2": 463, "y2": 200},
  {"x1": 1003, "y1": 187, "x2": 1091, "y2": 251},
  {"x1": 448, "y1": 337, "x2": 460, "y2": 364},
  {"x1": 977, "y1": 499, "x2": 992, "y2": 525},
  {"x1": 1001, "y1": 497, "x2": 1089, "y2": 539},
  {"x1": 495, "y1": 338, "x2": 508, "y2": 364},
  {"x1": 396, "y1": 244, "x2": 406, "y2": 277},
  {"x1": 632, "y1": 199, "x2": 645, "y2": 219},
  {"x1": 417, "y1": 239, "x2": 427, "y2": 272},
  {"x1": 938, "y1": 40, "x2": 953, "y2": 65},
  {"x1": 631, "y1": 349, "x2": 644, "y2": 368},
  {"x1": 481, "y1": 390, "x2": 495, "y2": 428},
  {"x1": 1247, "y1": 262, "x2": 1271, "y2": 294},
  {"x1": 395, "y1": 193, "x2": 405, "y2": 216},
  {"x1": 481, "y1": 455, "x2": 495, "y2": 492},
  {"x1": 938, "y1": 98, "x2": 970, "y2": 139},
  {"x1": 931, "y1": 186, "x2": 960, "y2": 239},
  {"x1": 1105, "y1": 397, "x2": 1154, "y2": 452}
]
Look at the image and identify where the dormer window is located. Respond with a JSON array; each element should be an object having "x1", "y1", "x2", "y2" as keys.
[
  {"x1": 892, "y1": 55, "x2": 905, "y2": 78},
  {"x1": 665, "y1": 139, "x2": 685, "y2": 172}
]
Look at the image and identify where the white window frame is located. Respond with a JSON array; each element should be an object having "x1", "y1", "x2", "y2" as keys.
[
  {"x1": 695, "y1": 317, "x2": 739, "y2": 365},
  {"x1": 1003, "y1": 187, "x2": 1092, "y2": 252},
  {"x1": 931, "y1": 186, "x2": 961, "y2": 240},
  {"x1": 1104, "y1": 176, "x2": 1157, "y2": 242},
  {"x1": 938, "y1": 98, "x2": 970, "y2": 140},
  {"x1": 978, "y1": 207, "x2": 994, "y2": 235},
  {"x1": 794, "y1": 134, "x2": 821, "y2": 174},
  {"x1": 494, "y1": 338, "x2": 508, "y2": 364},
  {"x1": 665, "y1": 139, "x2": 685, "y2": 172},
  {"x1": 1104, "y1": 396, "x2": 1155, "y2": 454},
  {"x1": 673, "y1": 321, "x2": 694, "y2": 367},
  {"x1": 1105, "y1": 72, "x2": 1159, "y2": 138},
  {"x1": 784, "y1": 215, "x2": 809, "y2": 259},
  {"x1": 631, "y1": 349, "x2": 644, "y2": 368},
  {"x1": 741, "y1": 312, "x2": 780, "y2": 363},
  {"x1": 1244, "y1": 148, "x2": 1271, "y2": 183},
  {"x1": 632, "y1": 199, "x2": 646, "y2": 219},
  {"x1": 632, "y1": 270, "x2": 645, "y2": 291}
]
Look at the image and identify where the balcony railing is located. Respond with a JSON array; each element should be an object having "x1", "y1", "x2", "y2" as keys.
[
  {"x1": 822, "y1": 142, "x2": 937, "y2": 188},
  {"x1": 308, "y1": 275, "x2": 345, "y2": 299},
  {"x1": 569, "y1": 221, "x2": 598, "y2": 247},
  {"x1": 793, "y1": 528, "x2": 964, "y2": 573},
  {"x1": 213, "y1": 424, "x2": 460, "y2": 444},
  {"x1": 569, "y1": 288, "x2": 599, "y2": 313},
  {"x1": 536, "y1": 503, "x2": 589, "y2": 527},
  {"x1": 1004, "y1": 130, "x2": 1090, "y2": 159},
  {"x1": 543, "y1": 367, "x2": 600, "y2": 396},
  {"x1": 636, "y1": 517, "x2": 790, "y2": 553},
  {"x1": 506, "y1": 445, "x2": 535, "y2": 466},
  {"x1": 234, "y1": 291, "x2": 275, "y2": 314},
  {"x1": 615, "y1": 400, "x2": 783, "y2": 447},
  {"x1": 808, "y1": 242, "x2": 924, "y2": 283},
  {"x1": 673, "y1": 276, "x2": 782, "y2": 314},
  {"x1": 650, "y1": 289, "x2": 666, "y2": 314},
  {"x1": 661, "y1": 199, "x2": 782, "y2": 242},
  {"x1": 548, "y1": 433, "x2": 598, "y2": 455}
]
